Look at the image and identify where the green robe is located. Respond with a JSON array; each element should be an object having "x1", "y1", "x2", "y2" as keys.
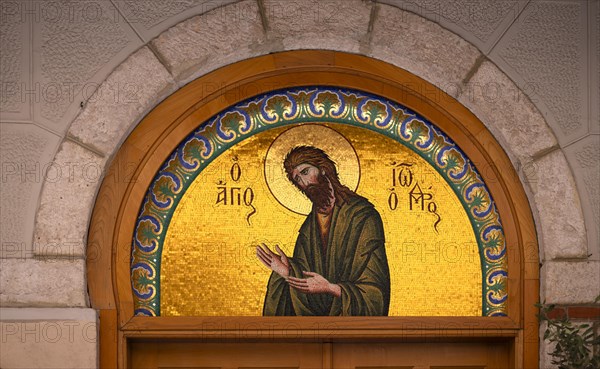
[{"x1": 263, "y1": 196, "x2": 390, "y2": 316}]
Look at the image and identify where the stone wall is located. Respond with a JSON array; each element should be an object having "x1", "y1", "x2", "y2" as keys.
[
  {"x1": 0, "y1": 309, "x2": 97, "y2": 368},
  {"x1": 1, "y1": 1, "x2": 598, "y2": 367}
]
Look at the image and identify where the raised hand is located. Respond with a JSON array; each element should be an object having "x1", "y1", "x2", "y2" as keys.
[
  {"x1": 256, "y1": 243, "x2": 290, "y2": 279},
  {"x1": 287, "y1": 271, "x2": 342, "y2": 297}
]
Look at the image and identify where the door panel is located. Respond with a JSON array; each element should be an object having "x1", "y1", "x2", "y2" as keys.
[
  {"x1": 332, "y1": 343, "x2": 510, "y2": 369},
  {"x1": 130, "y1": 341, "x2": 322, "y2": 369},
  {"x1": 130, "y1": 341, "x2": 511, "y2": 369}
]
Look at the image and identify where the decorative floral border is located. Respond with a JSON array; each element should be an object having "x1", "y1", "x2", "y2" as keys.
[{"x1": 131, "y1": 87, "x2": 508, "y2": 317}]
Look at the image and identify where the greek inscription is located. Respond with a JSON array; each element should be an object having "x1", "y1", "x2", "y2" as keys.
[
  {"x1": 388, "y1": 162, "x2": 442, "y2": 233},
  {"x1": 216, "y1": 159, "x2": 256, "y2": 225}
]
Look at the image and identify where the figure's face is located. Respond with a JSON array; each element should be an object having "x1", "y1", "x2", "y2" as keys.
[{"x1": 291, "y1": 163, "x2": 321, "y2": 190}]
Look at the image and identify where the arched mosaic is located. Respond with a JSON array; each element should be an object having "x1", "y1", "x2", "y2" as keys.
[{"x1": 131, "y1": 87, "x2": 508, "y2": 317}]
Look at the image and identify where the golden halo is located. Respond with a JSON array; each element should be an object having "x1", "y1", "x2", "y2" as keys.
[{"x1": 264, "y1": 124, "x2": 360, "y2": 215}]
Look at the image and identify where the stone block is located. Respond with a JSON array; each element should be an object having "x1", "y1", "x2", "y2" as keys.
[
  {"x1": 0, "y1": 124, "x2": 60, "y2": 258},
  {"x1": 33, "y1": 141, "x2": 106, "y2": 257},
  {"x1": 542, "y1": 261, "x2": 600, "y2": 304},
  {"x1": 563, "y1": 136, "x2": 600, "y2": 260},
  {"x1": 370, "y1": 3, "x2": 481, "y2": 96},
  {"x1": 0, "y1": 308, "x2": 96, "y2": 369},
  {"x1": 68, "y1": 46, "x2": 175, "y2": 157},
  {"x1": 490, "y1": 0, "x2": 589, "y2": 145},
  {"x1": 377, "y1": 0, "x2": 527, "y2": 54},
  {"x1": 151, "y1": 0, "x2": 265, "y2": 83},
  {"x1": 114, "y1": 0, "x2": 240, "y2": 42},
  {"x1": 0, "y1": 2, "x2": 31, "y2": 121},
  {"x1": 32, "y1": 0, "x2": 141, "y2": 132},
  {"x1": 527, "y1": 150, "x2": 587, "y2": 259},
  {"x1": 0, "y1": 259, "x2": 87, "y2": 307},
  {"x1": 458, "y1": 61, "x2": 557, "y2": 164},
  {"x1": 263, "y1": 0, "x2": 372, "y2": 53},
  {"x1": 591, "y1": 0, "x2": 600, "y2": 134}
]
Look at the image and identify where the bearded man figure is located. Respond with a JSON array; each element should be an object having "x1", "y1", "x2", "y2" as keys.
[{"x1": 256, "y1": 145, "x2": 391, "y2": 316}]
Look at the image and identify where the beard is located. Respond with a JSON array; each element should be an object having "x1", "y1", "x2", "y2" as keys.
[{"x1": 302, "y1": 173, "x2": 333, "y2": 209}]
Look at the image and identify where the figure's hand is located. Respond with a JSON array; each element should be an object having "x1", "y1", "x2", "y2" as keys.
[
  {"x1": 288, "y1": 271, "x2": 342, "y2": 297},
  {"x1": 256, "y1": 243, "x2": 290, "y2": 279}
]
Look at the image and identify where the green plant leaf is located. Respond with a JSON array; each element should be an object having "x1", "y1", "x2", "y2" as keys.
[{"x1": 538, "y1": 300, "x2": 600, "y2": 369}]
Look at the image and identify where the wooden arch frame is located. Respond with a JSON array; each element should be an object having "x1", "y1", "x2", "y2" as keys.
[{"x1": 87, "y1": 50, "x2": 539, "y2": 368}]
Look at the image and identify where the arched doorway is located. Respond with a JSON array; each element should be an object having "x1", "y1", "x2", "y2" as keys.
[{"x1": 87, "y1": 50, "x2": 538, "y2": 368}]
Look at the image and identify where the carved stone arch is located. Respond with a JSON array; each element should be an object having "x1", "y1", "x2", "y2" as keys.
[
  {"x1": 30, "y1": 3, "x2": 584, "y2": 367},
  {"x1": 84, "y1": 50, "x2": 539, "y2": 367}
]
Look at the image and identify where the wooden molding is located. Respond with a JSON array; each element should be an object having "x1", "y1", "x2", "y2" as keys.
[{"x1": 87, "y1": 50, "x2": 539, "y2": 368}]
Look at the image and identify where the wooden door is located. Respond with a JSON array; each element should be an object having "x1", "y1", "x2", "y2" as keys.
[
  {"x1": 130, "y1": 341, "x2": 324, "y2": 369},
  {"x1": 332, "y1": 342, "x2": 510, "y2": 369},
  {"x1": 129, "y1": 341, "x2": 510, "y2": 369}
]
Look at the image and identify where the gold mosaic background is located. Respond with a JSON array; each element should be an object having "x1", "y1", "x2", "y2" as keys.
[{"x1": 161, "y1": 124, "x2": 481, "y2": 316}]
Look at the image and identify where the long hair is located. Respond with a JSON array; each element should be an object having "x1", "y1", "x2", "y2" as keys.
[{"x1": 283, "y1": 145, "x2": 356, "y2": 206}]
